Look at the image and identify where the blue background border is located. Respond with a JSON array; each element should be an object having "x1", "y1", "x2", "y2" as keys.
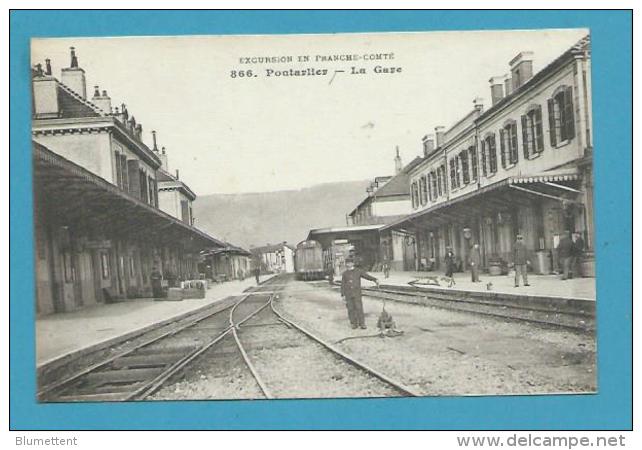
[{"x1": 9, "y1": 10, "x2": 632, "y2": 430}]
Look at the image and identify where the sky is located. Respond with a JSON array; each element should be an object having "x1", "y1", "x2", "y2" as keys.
[{"x1": 32, "y1": 29, "x2": 588, "y2": 195}]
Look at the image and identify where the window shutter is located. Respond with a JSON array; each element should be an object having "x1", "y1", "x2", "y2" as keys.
[
  {"x1": 449, "y1": 160, "x2": 455, "y2": 189},
  {"x1": 127, "y1": 160, "x2": 141, "y2": 199},
  {"x1": 499, "y1": 128, "x2": 507, "y2": 168},
  {"x1": 563, "y1": 86, "x2": 575, "y2": 140},
  {"x1": 426, "y1": 174, "x2": 432, "y2": 201},
  {"x1": 547, "y1": 98, "x2": 557, "y2": 147},
  {"x1": 535, "y1": 106, "x2": 544, "y2": 153},
  {"x1": 461, "y1": 151, "x2": 469, "y2": 184},
  {"x1": 489, "y1": 135, "x2": 497, "y2": 173},
  {"x1": 510, "y1": 123, "x2": 519, "y2": 164},
  {"x1": 470, "y1": 147, "x2": 478, "y2": 180},
  {"x1": 481, "y1": 140, "x2": 487, "y2": 177},
  {"x1": 521, "y1": 115, "x2": 529, "y2": 159}
]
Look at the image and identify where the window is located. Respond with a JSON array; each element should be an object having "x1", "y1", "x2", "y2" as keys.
[
  {"x1": 114, "y1": 151, "x2": 122, "y2": 187},
  {"x1": 449, "y1": 158, "x2": 457, "y2": 190},
  {"x1": 62, "y1": 250, "x2": 74, "y2": 283},
  {"x1": 419, "y1": 175, "x2": 428, "y2": 206},
  {"x1": 521, "y1": 105, "x2": 544, "y2": 159},
  {"x1": 437, "y1": 165, "x2": 445, "y2": 197},
  {"x1": 129, "y1": 256, "x2": 136, "y2": 277},
  {"x1": 148, "y1": 175, "x2": 155, "y2": 206},
  {"x1": 469, "y1": 146, "x2": 478, "y2": 181},
  {"x1": 120, "y1": 154, "x2": 129, "y2": 192},
  {"x1": 499, "y1": 121, "x2": 519, "y2": 168},
  {"x1": 101, "y1": 252, "x2": 110, "y2": 279},
  {"x1": 548, "y1": 86, "x2": 575, "y2": 146},
  {"x1": 460, "y1": 150, "x2": 470, "y2": 185},
  {"x1": 139, "y1": 170, "x2": 149, "y2": 203},
  {"x1": 411, "y1": 182, "x2": 419, "y2": 209},
  {"x1": 430, "y1": 171, "x2": 438, "y2": 200},
  {"x1": 482, "y1": 133, "x2": 498, "y2": 176}
]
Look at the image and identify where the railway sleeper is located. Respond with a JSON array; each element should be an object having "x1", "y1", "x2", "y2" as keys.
[
  {"x1": 111, "y1": 353, "x2": 185, "y2": 369},
  {"x1": 84, "y1": 367, "x2": 165, "y2": 386}
]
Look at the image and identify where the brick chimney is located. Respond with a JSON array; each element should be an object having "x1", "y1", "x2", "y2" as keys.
[
  {"x1": 509, "y1": 51, "x2": 534, "y2": 91},
  {"x1": 60, "y1": 47, "x2": 87, "y2": 99},
  {"x1": 160, "y1": 147, "x2": 169, "y2": 172},
  {"x1": 91, "y1": 86, "x2": 112, "y2": 114},
  {"x1": 489, "y1": 76, "x2": 505, "y2": 105},
  {"x1": 32, "y1": 61, "x2": 59, "y2": 118},
  {"x1": 422, "y1": 134, "x2": 435, "y2": 157},
  {"x1": 435, "y1": 126, "x2": 446, "y2": 148},
  {"x1": 504, "y1": 74, "x2": 513, "y2": 96}
]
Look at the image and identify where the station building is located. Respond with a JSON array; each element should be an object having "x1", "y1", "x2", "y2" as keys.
[
  {"x1": 250, "y1": 242, "x2": 295, "y2": 273},
  {"x1": 384, "y1": 35, "x2": 594, "y2": 276},
  {"x1": 199, "y1": 244, "x2": 252, "y2": 281},
  {"x1": 31, "y1": 48, "x2": 231, "y2": 315}
]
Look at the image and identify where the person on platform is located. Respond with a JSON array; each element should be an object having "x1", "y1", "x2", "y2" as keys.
[
  {"x1": 571, "y1": 231, "x2": 585, "y2": 278},
  {"x1": 254, "y1": 266, "x2": 261, "y2": 285},
  {"x1": 341, "y1": 258, "x2": 380, "y2": 330},
  {"x1": 383, "y1": 259, "x2": 390, "y2": 279},
  {"x1": 150, "y1": 267, "x2": 163, "y2": 298},
  {"x1": 513, "y1": 234, "x2": 530, "y2": 287},
  {"x1": 558, "y1": 230, "x2": 573, "y2": 280},
  {"x1": 444, "y1": 247, "x2": 456, "y2": 278},
  {"x1": 469, "y1": 243, "x2": 482, "y2": 282}
]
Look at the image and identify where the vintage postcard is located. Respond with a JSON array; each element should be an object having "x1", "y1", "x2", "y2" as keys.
[{"x1": 31, "y1": 29, "x2": 596, "y2": 402}]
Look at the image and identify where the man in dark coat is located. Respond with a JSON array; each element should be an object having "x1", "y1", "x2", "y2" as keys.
[
  {"x1": 150, "y1": 267, "x2": 163, "y2": 298},
  {"x1": 469, "y1": 243, "x2": 482, "y2": 282},
  {"x1": 571, "y1": 232, "x2": 585, "y2": 278},
  {"x1": 513, "y1": 234, "x2": 530, "y2": 287},
  {"x1": 558, "y1": 230, "x2": 573, "y2": 280},
  {"x1": 341, "y1": 259, "x2": 379, "y2": 329}
]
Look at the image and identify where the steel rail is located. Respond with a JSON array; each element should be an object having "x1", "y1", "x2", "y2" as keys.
[
  {"x1": 228, "y1": 293, "x2": 274, "y2": 399},
  {"x1": 269, "y1": 298, "x2": 422, "y2": 397},
  {"x1": 361, "y1": 288, "x2": 593, "y2": 333},
  {"x1": 40, "y1": 276, "x2": 283, "y2": 402},
  {"x1": 131, "y1": 293, "x2": 275, "y2": 400}
]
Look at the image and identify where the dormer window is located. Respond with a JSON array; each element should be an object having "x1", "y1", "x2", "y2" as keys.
[{"x1": 548, "y1": 86, "x2": 575, "y2": 147}]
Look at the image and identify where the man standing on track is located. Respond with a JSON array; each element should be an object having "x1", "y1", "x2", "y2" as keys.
[{"x1": 341, "y1": 258, "x2": 379, "y2": 330}]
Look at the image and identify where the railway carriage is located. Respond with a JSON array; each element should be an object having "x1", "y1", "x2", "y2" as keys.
[{"x1": 294, "y1": 240, "x2": 325, "y2": 281}]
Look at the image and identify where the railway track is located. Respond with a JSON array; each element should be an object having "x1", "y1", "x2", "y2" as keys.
[
  {"x1": 38, "y1": 277, "x2": 284, "y2": 403},
  {"x1": 356, "y1": 284, "x2": 595, "y2": 332},
  {"x1": 227, "y1": 289, "x2": 421, "y2": 399}
]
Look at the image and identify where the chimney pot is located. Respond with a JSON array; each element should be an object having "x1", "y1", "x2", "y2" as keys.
[
  {"x1": 151, "y1": 130, "x2": 158, "y2": 151},
  {"x1": 473, "y1": 97, "x2": 484, "y2": 111},
  {"x1": 175, "y1": 169, "x2": 180, "y2": 180},
  {"x1": 70, "y1": 46, "x2": 78, "y2": 68},
  {"x1": 93, "y1": 86, "x2": 100, "y2": 98},
  {"x1": 102, "y1": 90, "x2": 107, "y2": 97},
  {"x1": 45, "y1": 59, "x2": 52, "y2": 75}
]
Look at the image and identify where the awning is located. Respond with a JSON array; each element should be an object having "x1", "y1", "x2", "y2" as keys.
[
  {"x1": 33, "y1": 142, "x2": 226, "y2": 251},
  {"x1": 382, "y1": 170, "x2": 582, "y2": 232}
]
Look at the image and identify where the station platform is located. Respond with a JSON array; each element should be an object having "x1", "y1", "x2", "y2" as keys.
[
  {"x1": 368, "y1": 270, "x2": 596, "y2": 302},
  {"x1": 36, "y1": 275, "x2": 275, "y2": 368}
]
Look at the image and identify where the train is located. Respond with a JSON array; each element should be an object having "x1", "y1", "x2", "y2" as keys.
[
  {"x1": 295, "y1": 239, "x2": 357, "y2": 281},
  {"x1": 294, "y1": 240, "x2": 325, "y2": 281}
]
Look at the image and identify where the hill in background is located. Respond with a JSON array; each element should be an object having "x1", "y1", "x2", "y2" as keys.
[{"x1": 193, "y1": 179, "x2": 371, "y2": 249}]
